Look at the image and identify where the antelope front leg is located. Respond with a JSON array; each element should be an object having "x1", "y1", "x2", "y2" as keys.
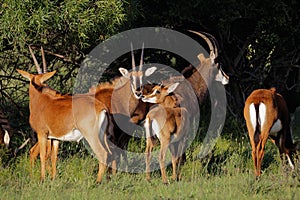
[
  {"x1": 169, "y1": 143, "x2": 179, "y2": 181},
  {"x1": 159, "y1": 141, "x2": 169, "y2": 184},
  {"x1": 51, "y1": 140, "x2": 59, "y2": 180},
  {"x1": 38, "y1": 135, "x2": 47, "y2": 181},
  {"x1": 29, "y1": 142, "x2": 39, "y2": 178},
  {"x1": 97, "y1": 162, "x2": 108, "y2": 183},
  {"x1": 145, "y1": 137, "x2": 155, "y2": 181}
]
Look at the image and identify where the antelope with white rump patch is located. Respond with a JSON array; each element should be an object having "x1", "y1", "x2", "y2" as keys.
[
  {"x1": 244, "y1": 88, "x2": 299, "y2": 177},
  {"x1": 142, "y1": 82, "x2": 189, "y2": 184}
]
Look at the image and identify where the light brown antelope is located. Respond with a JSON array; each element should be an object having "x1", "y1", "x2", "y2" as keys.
[
  {"x1": 142, "y1": 82, "x2": 189, "y2": 184},
  {"x1": 244, "y1": 88, "x2": 299, "y2": 177},
  {"x1": 25, "y1": 46, "x2": 79, "y2": 179},
  {"x1": 17, "y1": 67, "x2": 112, "y2": 183}
]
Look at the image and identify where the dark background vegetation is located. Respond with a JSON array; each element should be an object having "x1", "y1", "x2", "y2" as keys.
[{"x1": 0, "y1": 0, "x2": 299, "y2": 156}]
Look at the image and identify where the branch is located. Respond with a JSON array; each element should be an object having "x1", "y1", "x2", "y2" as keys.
[
  {"x1": 286, "y1": 83, "x2": 300, "y2": 91},
  {"x1": 44, "y1": 49, "x2": 81, "y2": 66},
  {"x1": 14, "y1": 138, "x2": 30, "y2": 156}
]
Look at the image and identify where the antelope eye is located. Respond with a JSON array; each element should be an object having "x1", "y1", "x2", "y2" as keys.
[{"x1": 155, "y1": 90, "x2": 161, "y2": 94}]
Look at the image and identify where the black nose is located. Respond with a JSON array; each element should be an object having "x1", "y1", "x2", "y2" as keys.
[{"x1": 135, "y1": 91, "x2": 142, "y2": 98}]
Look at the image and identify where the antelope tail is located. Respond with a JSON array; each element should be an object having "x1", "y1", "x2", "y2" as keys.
[
  {"x1": 98, "y1": 110, "x2": 112, "y2": 155},
  {"x1": 249, "y1": 102, "x2": 266, "y2": 143}
]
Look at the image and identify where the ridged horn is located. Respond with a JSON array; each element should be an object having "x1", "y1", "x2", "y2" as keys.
[{"x1": 29, "y1": 46, "x2": 42, "y2": 74}]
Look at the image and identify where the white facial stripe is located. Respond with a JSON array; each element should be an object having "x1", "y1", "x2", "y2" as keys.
[
  {"x1": 132, "y1": 76, "x2": 137, "y2": 90},
  {"x1": 142, "y1": 88, "x2": 157, "y2": 102},
  {"x1": 215, "y1": 69, "x2": 229, "y2": 85},
  {"x1": 142, "y1": 96, "x2": 157, "y2": 103},
  {"x1": 153, "y1": 89, "x2": 159, "y2": 95},
  {"x1": 131, "y1": 84, "x2": 136, "y2": 96},
  {"x1": 139, "y1": 75, "x2": 143, "y2": 87}
]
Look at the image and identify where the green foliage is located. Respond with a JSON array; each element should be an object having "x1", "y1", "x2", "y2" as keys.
[
  {"x1": 0, "y1": 0, "x2": 130, "y2": 147},
  {"x1": 0, "y1": 0, "x2": 126, "y2": 50}
]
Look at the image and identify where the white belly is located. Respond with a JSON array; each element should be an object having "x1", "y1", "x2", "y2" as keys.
[
  {"x1": 48, "y1": 129, "x2": 83, "y2": 142},
  {"x1": 270, "y1": 119, "x2": 282, "y2": 134},
  {"x1": 152, "y1": 119, "x2": 161, "y2": 139}
]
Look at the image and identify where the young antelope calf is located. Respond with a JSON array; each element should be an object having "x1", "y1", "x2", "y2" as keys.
[{"x1": 142, "y1": 83, "x2": 189, "y2": 184}]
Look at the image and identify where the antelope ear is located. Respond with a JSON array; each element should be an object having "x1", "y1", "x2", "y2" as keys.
[
  {"x1": 166, "y1": 82, "x2": 180, "y2": 94},
  {"x1": 40, "y1": 71, "x2": 56, "y2": 83},
  {"x1": 119, "y1": 67, "x2": 130, "y2": 78},
  {"x1": 145, "y1": 66, "x2": 157, "y2": 77},
  {"x1": 17, "y1": 69, "x2": 31, "y2": 80}
]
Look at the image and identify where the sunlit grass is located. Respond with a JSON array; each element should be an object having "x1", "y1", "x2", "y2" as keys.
[{"x1": 0, "y1": 137, "x2": 299, "y2": 200}]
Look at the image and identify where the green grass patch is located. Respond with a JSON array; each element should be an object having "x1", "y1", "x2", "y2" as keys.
[{"x1": 1, "y1": 137, "x2": 300, "y2": 200}]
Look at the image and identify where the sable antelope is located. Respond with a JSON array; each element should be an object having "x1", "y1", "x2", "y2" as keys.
[
  {"x1": 88, "y1": 44, "x2": 156, "y2": 171},
  {"x1": 164, "y1": 31, "x2": 229, "y2": 105},
  {"x1": 18, "y1": 69, "x2": 113, "y2": 182},
  {"x1": 142, "y1": 83, "x2": 189, "y2": 184},
  {"x1": 244, "y1": 88, "x2": 300, "y2": 177},
  {"x1": 25, "y1": 47, "x2": 79, "y2": 179},
  {"x1": 18, "y1": 49, "x2": 113, "y2": 183},
  {"x1": 29, "y1": 44, "x2": 156, "y2": 175},
  {"x1": 119, "y1": 43, "x2": 157, "y2": 99}
]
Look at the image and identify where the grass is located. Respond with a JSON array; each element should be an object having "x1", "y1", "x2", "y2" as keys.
[{"x1": 0, "y1": 137, "x2": 300, "y2": 200}]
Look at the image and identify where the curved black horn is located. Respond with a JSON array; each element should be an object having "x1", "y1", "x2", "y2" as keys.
[
  {"x1": 188, "y1": 30, "x2": 218, "y2": 59},
  {"x1": 201, "y1": 31, "x2": 219, "y2": 59}
]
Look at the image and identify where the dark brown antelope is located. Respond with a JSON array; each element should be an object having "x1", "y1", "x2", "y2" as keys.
[
  {"x1": 164, "y1": 31, "x2": 229, "y2": 104},
  {"x1": 88, "y1": 44, "x2": 157, "y2": 171},
  {"x1": 118, "y1": 43, "x2": 157, "y2": 99},
  {"x1": 244, "y1": 88, "x2": 300, "y2": 177},
  {"x1": 142, "y1": 83, "x2": 189, "y2": 184}
]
